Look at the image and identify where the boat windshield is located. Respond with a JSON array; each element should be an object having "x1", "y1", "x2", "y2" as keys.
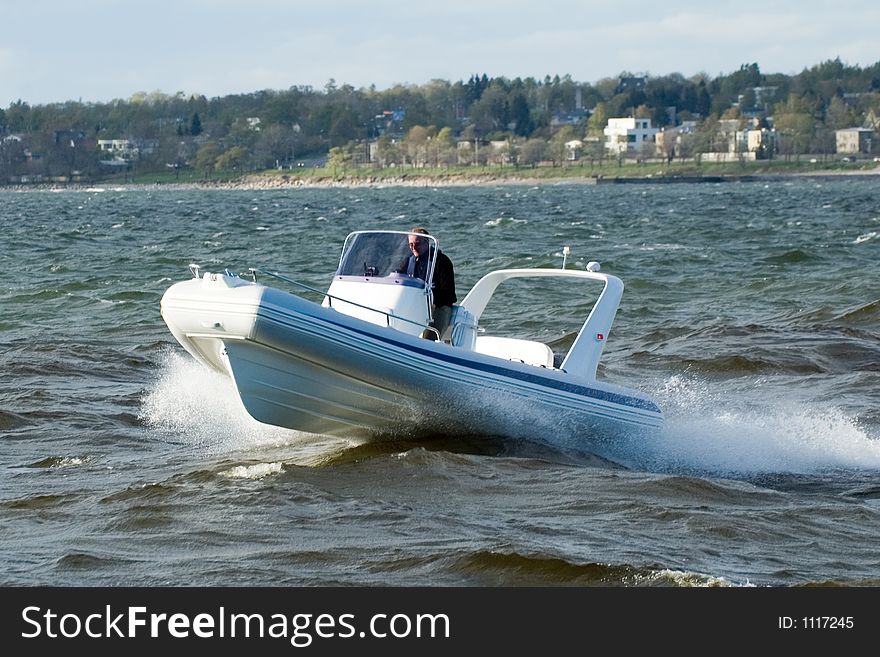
[{"x1": 336, "y1": 231, "x2": 437, "y2": 283}]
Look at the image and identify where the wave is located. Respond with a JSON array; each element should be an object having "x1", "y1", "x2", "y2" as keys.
[
  {"x1": 138, "y1": 349, "x2": 356, "y2": 463},
  {"x1": 27, "y1": 456, "x2": 89, "y2": 468},
  {"x1": 632, "y1": 351, "x2": 827, "y2": 376},
  {"x1": 220, "y1": 461, "x2": 284, "y2": 479},
  {"x1": 604, "y1": 374, "x2": 880, "y2": 477},
  {"x1": 4, "y1": 493, "x2": 81, "y2": 510},
  {"x1": 449, "y1": 550, "x2": 736, "y2": 586},
  {"x1": 54, "y1": 552, "x2": 133, "y2": 571},
  {"x1": 99, "y1": 482, "x2": 184, "y2": 504},
  {"x1": 484, "y1": 216, "x2": 528, "y2": 227},
  {"x1": 762, "y1": 248, "x2": 820, "y2": 265},
  {"x1": 843, "y1": 484, "x2": 880, "y2": 501},
  {"x1": 0, "y1": 409, "x2": 29, "y2": 430},
  {"x1": 833, "y1": 298, "x2": 880, "y2": 322},
  {"x1": 630, "y1": 319, "x2": 880, "y2": 376}
]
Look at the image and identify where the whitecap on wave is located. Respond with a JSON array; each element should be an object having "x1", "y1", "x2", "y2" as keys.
[
  {"x1": 614, "y1": 375, "x2": 880, "y2": 477},
  {"x1": 220, "y1": 462, "x2": 283, "y2": 479},
  {"x1": 637, "y1": 568, "x2": 753, "y2": 587},
  {"x1": 484, "y1": 216, "x2": 527, "y2": 227}
]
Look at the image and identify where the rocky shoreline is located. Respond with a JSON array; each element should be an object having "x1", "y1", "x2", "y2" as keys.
[
  {"x1": 232, "y1": 171, "x2": 557, "y2": 189},
  {"x1": 3, "y1": 166, "x2": 879, "y2": 193},
  {"x1": 219, "y1": 166, "x2": 880, "y2": 190}
]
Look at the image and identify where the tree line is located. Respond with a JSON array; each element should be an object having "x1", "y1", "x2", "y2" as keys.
[{"x1": 1, "y1": 58, "x2": 879, "y2": 182}]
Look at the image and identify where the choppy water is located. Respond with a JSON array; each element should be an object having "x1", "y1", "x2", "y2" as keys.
[{"x1": 1, "y1": 179, "x2": 879, "y2": 586}]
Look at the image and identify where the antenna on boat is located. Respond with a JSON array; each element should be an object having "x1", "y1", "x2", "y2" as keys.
[{"x1": 561, "y1": 245, "x2": 570, "y2": 269}]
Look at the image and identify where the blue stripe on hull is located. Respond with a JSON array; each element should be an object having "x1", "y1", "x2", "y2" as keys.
[
  {"x1": 261, "y1": 298, "x2": 660, "y2": 412},
  {"x1": 247, "y1": 297, "x2": 663, "y2": 433}
]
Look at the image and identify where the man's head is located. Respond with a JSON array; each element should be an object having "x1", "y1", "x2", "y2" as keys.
[{"x1": 408, "y1": 227, "x2": 430, "y2": 257}]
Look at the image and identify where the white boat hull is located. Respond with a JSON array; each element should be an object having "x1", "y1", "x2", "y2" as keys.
[{"x1": 161, "y1": 274, "x2": 663, "y2": 441}]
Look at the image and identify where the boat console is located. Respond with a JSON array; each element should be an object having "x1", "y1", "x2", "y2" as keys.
[{"x1": 324, "y1": 231, "x2": 435, "y2": 337}]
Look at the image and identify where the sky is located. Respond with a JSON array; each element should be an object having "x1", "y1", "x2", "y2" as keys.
[{"x1": 2, "y1": 0, "x2": 879, "y2": 108}]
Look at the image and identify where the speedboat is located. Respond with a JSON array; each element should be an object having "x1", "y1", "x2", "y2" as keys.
[{"x1": 160, "y1": 230, "x2": 662, "y2": 442}]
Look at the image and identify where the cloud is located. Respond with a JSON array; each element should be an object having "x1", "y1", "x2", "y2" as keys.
[{"x1": 2, "y1": 1, "x2": 879, "y2": 106}]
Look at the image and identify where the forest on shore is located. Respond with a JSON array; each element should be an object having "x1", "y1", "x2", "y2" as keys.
[{"x1": 1, "y1": 58, "x2": 879, "y2": 185}]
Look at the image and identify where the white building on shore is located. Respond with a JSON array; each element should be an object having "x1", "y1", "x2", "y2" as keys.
[
  {"x1": 603, "y1": 118, "x2": 658, "y2": 155},
  {"x1": 97, "y1": 139, "x2": 139, "y2": 160}
]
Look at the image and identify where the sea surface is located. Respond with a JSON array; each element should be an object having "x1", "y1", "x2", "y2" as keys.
[{"x1": 1, "y1": 178, "x2": 879, "y2": 587}]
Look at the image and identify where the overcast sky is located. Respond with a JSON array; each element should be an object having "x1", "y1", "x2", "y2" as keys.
[{"x1": 2, "y1": 0, "x2": 878, "y2": 107}]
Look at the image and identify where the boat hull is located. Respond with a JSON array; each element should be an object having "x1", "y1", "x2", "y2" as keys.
[{"x1": 161, "y1": 276, "x2": 663, "y2": 441}]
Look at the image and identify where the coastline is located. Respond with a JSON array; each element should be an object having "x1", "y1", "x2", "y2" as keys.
[
  {"x1": 204, "y1": 166, "x2": 880, "y2": 190},
  {"x1": 3, "y1": 165, "x2": 879, "y2": 193}
]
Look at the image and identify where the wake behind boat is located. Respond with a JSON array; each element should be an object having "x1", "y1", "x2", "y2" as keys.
[{"x1": 160, "y1": 230, "x2": 662, "y2": 442}]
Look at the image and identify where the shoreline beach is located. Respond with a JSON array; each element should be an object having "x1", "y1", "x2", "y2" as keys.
[{"x1": 3, "y1": 165, "x2": 879, "y2": 193}]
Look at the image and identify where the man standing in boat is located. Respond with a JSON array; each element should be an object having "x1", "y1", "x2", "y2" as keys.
[{"x1": 405, "y1": 227, "x2": 456, "y2": 341}]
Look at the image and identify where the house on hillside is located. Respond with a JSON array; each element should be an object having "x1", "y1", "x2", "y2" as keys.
[
  {"x1": 736, "y1": 86, "x2": 779, "y2": 114},
  {"x1": 564, "y1": 140, "x2": 583, "y2": 160},
  {"x1": 616, "y1": 76, "x2": 646, "y2": 94},
  {"x1": 745, "y1": 128, "x2": 777, "y2": 158},
  {"x1": 550, "y1": 87, "x2": 591, "y2": 128},
  {"x1": 700, "y1": 119, "x2": 777, "y2": 161},
  {"x1": 550, "y1": 110, "x2": 590, "y2": 128},
  {"x1": 97, "y1": 138, "x2": 158, "y2": 161},
  {"x1": 98, "y1": 139, "x2": 138, "y2": 160},
  {"x1": 53, "y1": 129, "x2": 87, "y2": 145},
  {"x1": 836, "y1": 127, "x2": 873, "y2": 154},
  {"x1": 655, "y1": 121, "x2": 698, "y2": 160},
  {"x1": 603, "y1": 118, "x2": 657, "y2": 155}
]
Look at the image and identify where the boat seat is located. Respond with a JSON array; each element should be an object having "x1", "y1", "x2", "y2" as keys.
[{"x1": 474, "y1": 336, "x2": 555, "y2": 368}]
